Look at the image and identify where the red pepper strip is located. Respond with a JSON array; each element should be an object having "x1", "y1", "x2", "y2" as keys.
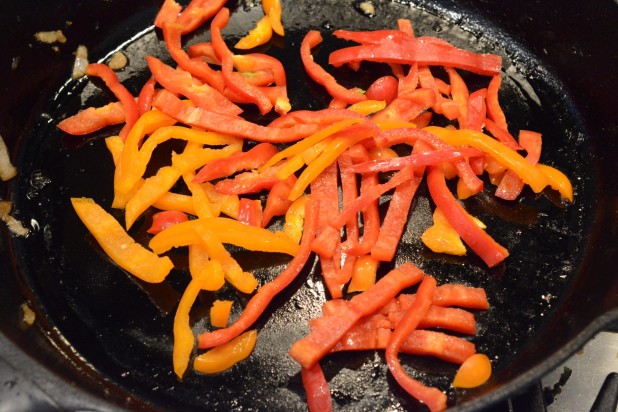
[
  {"x1": 57, "y1": 101, "x2": 125, "y2": 135},
  {"x1": 400, "y1": 284, "x2": 489, "y2": 310},
  {"x1": 214, "y1": 163, "x2": 284, "y2": 195},
  {"x1": 397, "y1": 63, "x2": 419, "y2": 98},
  {"x1": 483, "y1": 118, "x2": 520, "y2": 150},
  {"x1": 329, "y1": 37, "x2": 502, "y2": 76},
  {"x1": 333, "y1": 327, "x2": 475, "y2": 365},
  {"x1": 162, "y1": 22, "x2": 226, "y2": 92},
  {"x1": 289, "y1": 263, "x2": 424, "y2": 369},
  {"x1": 301, "y1": 30, "x2": 366, "y2": 104},
  {"x1": 427, "y1": 166, "x2": 509, "y2": 267},
  {"x1": 487, "y1": 74, "x2": 508, "y2": 130},
  {"x1": 366, "y1": 75, "x2": 399, "y2": 103},
  {"x1": 211, "y1": 8, "x2": 273, "y2": 114},
  {"x1": 233, "y1": 54, "x2": 286, "y2": 86},
  {"x1": 467, "y1": 88, "x2": 487, "y2": 132},
  {"x1": 337, "y1": 151, "x2": 360, "y2": 254},
  {"x1": 237, "y1": 198, "x2": 262, "y2": 226},
  {"x1": 371, "y1": 168, "x2": 422, "y2": 262},
  {"x1": 371, "y1": 88, "x2": 436, "y2": 123},
  {"x1": 328, "y1": 97, "x2": 348, "y2": 109},
  {"x1": 152, "y1": 89, "x2": 320, "y2": 142},
  {"x1": 261, "y1": 174, "x2": 296, "y2": 227},
  {"x1": 386, "y1": 275, "x2": 447, "y2": 412},
  {"x1": 310, "y1": 162, "x2": 344, "y2": 298},
  {"x1": 301, "y1": 363, "x2": 333, "y2": 412},
  {"x1": 348, "y1": 147, "x2": 483, "y2": 174},
  {"x1": 137, "y1": 77, "x2": 157, "y2": 116},
  {"x1": 175, "y1": 0, "x2": 227, "y2": 34},
  {"x1": 446, "y1": 67, "x2": 469, "y2": 129},
  {"x1": 197, "y1": 196, "x2": 319, "y2": 349},
  {"x1": 187, "y1": 42, "x2": 221, "y2": 65},
  {"x1": 341, "y1": 146, "x2": 380, "y2": 256},
  {"x1": 154, "y1": 0, "x2": 182, "y2": 28},
  {"x1": 269, "y1": 108, "x2": 365, "y2": 129},
  {"x1": 417, "y1": 66, "x2": 460, "y2": 120},
  {"x1": 147, "y1": 210, "x2": 189, "y2": 234},
  {"x1": 193, "y1": 143, "x2": 278, "y2": 183},
  {"x1": 495, "y1": 130, "x2": 542, "y2": 200},
  {"x1": 397, "y1": 18, "x2": 414, "y2": 36},
  {"x1": 146, "y1": 56, "x2": 242, "y2": 117},
  {"x1": 412, "y1": 112, "x2": 433, "y2": 129},
  {"x1": 391, "y1": 304, "x2": 476, "y2": 335},
  {"x1": 85, "y1": 63, "x2": 139, "y2": 139}
]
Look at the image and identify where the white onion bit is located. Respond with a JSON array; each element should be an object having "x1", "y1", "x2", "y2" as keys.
[
  {"x1": 72, "y1": 45, "x2": 89, "y2": 80},
  {"x1": 0, "y1": 134, "x2": 17, "y2": 181}
]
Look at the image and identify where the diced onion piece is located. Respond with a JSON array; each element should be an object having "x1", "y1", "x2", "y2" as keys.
[
  {"x1": 72, "y1": 45, "x2": 89, "y2": 79},
  {"x1": 35, "y1": 30, "x2": 67, "y2": 44},
  {"x1": 0, "y1": 135, "x2": 17, "y2": 181},
  {"x1": 108, "y1": 51, "x2": 128, "y2": 71},
  {"x1": 21, "y1": 303, "x2": 36, "y2": 326},
  {"x1": 0, "y1": 201, "x2": 29, "y2": 237}
]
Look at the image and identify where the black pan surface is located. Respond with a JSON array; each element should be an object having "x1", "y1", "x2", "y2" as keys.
[{"x1": 1, "y1": 0, "x2": 617, "y2": 411}]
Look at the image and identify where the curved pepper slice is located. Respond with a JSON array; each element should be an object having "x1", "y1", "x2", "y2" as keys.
[
  {"x1": 71, "y1": 197, "x2": 173, "y2": 283},
  {"x1": 262, "y1": 0, "x2": 284, "y2": 36},
  {"x1": 235, "y1": 16, "x2": 273, "y2": 49},
  {"x1": 57, "y1": 102, "x2": 125, "y2": 136},
  {"x1": 193, "y1": 330, "x2": 258, "y2": 374}
]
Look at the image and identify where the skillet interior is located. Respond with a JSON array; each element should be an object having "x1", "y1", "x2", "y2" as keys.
[{"x1": 1, "y1": 0, "x2": 617, "y2": 411}]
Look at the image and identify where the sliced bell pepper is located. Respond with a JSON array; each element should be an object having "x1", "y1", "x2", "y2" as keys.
[
  {"x1": 262, "y1": 0, "x2": 284, "y2": 36},
  {"x1": 347, "y1": 100, "x2": 386, "y2": 116},
  {"x1": 365, "y1": 75, "x2": 399, "y2": 103},
  {"x1": 153, "y1": 192, "x2": 197, "y2": 215},
  {"x1": 431, "y1": 284, "x2": 489, "y2": 309},
  {"x1": 237, "y1": 198, "x2": 263, "y2": 227},
  {"x1": 154, "y1": 0, "x2": 182, "y2": 29},
  {"x1": 57, "y1": 102, "x2": 125, "y2": 135},
  {"x1": 235, "y1": 15, "x2": 273, "y2": 49},
  {"x1": 301, "y1": 30, "x2": 366, "y2": 104},
  {"x1": 171, "y1": 144, "x2": 243, "y2": 176},
  {"x1": 71, "y1": 197, "x2": 173, "y2": 283},
  {"x1": 152, "y1": 89, "x2": 320, "y2": 142},
  {"x1": 210, "y1": 300, "x2": 234, "y2": 328},
  {"x1": 193, "y1": 330, "x2": 258, "y2": 374},
  {"x1": 483, "y1": 118, "x2": 520, "y2": 150},
  {"x1": 486, "y1": 74, "x2": 508, "y2": 130},
  {"x1": 427, "y1": 165, "x2": 509, "y2": 267},
  {"x1": 194, "y1": 143, "x2": 278, "y2": 183},
  {"x1": 198, "y1": 196, "x2": 318, "y2": 349},
  {"x1": 202, "y1": 182, "x2": 240, "y2": 219},
  {"x1": 284, "y1": 195, "x2": 307, "y2": 243},
  {"x1": 188, "y1": 42, "x2": 221, "y2": 65},
  {"x1": 495, "y1": 130, "x2": 542, "y2": 200},
  {"x1": 173, "y1": 271, "x2": 202, "y2": 379},
  {"x1": 466, "y1": 88, "x2": 487, "y2": 132},
  {"x1": 85, "y1": 63, "x2": 139, "y2": 139},
  {"x1": 385, "y1": 275, "x2": 447, "y2": 412},
  {"x1": 214, "y1": 163, "x2": 284, "y2": 195},
  {"x1": 137, "y1": 77, "x2": 157, "y2": 116},
  {"x1": 301, "y1": 363, "x2": 332, "y2": 412},
  {"x1": 147, "y1": 210, "x2": 189, "y2": 234},
  {"x1": 189, "y1": 244, "x2": 225, "y2": 291},
  {"x1": 261, "y1": 174, "x2": 296, "y2": 227},
  {"x1": 175, "y1": 0, "x2": 228, "y2": 35},
  {"x1": 536, "y1": 163, "x2": 574, "y2": 202},
  {"x1": 182, "y1": 167, "x2": 217, "y2": 219},
  {"x1": 417, "y1": 66, "x2": 459, "y2": 120},
  {"x1": 347, "y1": 255, "x2": 380, "y2": 293},
  {"x1": 445, "y1": 67, "x2": 469, "y2": 129}
]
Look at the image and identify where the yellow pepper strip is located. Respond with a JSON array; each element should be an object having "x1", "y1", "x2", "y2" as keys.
[
  {"x1": 189, "y1": 244, "x2": 225, "y2": 291},
  {"x1": 173, "y1": 273, "x2": 202, "y2": 379},
  {"x1": 284, "y1": 195, "x2": 307, "y2": 243},
  {"x1": 348, "y1": 100, "x2": 387, "y2": 116},
  {"x1": 113, "y1": 111, "x2": 177, "y2": 209},
  {"x1": 276, "y1": 155, "x2": 306, "y2": 180},
  {"x1": 536, "y1": 163, "x2": 574, "y2": 202},
  {"x1": 262, "y1": 0, "x2": 284, "y2": 36},
  {"x1": 348, "y1": 255, "x2": 380, "y2": 293},
  {"x1": 152, "y1": 192, "x2": 197, "y2": 215},
  {"x1": 210, "y1": 300, "x2": 234, "y2": 328},
  {"x1": 178, "y1": 141, "x2": 217, "y2": 219},
  {"x1": 375, "y1": 120, "x2": 418, "y2": 131},
  {"x1": 424, "y1": 126, "x2": 549, "y2": 193},
  {"x1": 148, "y1": 218, "x2": 299, "y2": 256},
  {"x1": 259, "y1": 119, "x2": 363, "y2": 172},
  {"x1": 288, "y1": 132, "x2": 374, "y2": 201},
  {"x1": 421, "y1": 208, "x2": 485, "y2": 256},
  {"x1": 235, "y1": 16, "x2": 273, "y2": 50},
  {"x1": 171, "y1": 144, "x2": 242, "y2": 175},
  {"x1": 300, "y1": 138, "x2": 333, "y2": 164},
  {"x1": 125, "y1": 166, "x2": 182, "y2": 230},
  {"x1": 105, "y1": 135, "x2": 123, "y2": 165},
  {"x1": 202, "y1": 182, "x2": 239, "y2": 219},
  {"x1": 192, "y1": 222, "x2": 258, "y2": 294},
  {"x1": 193, "y1": 330, "x2": 258, "y2": 374},
  {"x1": 71, "y1": 197, "x2": 173, "y2": 283},
  {"x1": 276, "y1": 138, "x2": 334, "y2": 180}
]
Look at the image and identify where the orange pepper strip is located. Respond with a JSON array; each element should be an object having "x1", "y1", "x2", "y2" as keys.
[
  {"x1": 202, "y1": 182, "x2": 240, "y2": 219},
  {"x1": 421, "y1": 208, "x2": 485, "y2": 256},
  {"x1": 125, "y1": 166, "x2": 182, "y2": 230},
  {"x1": 171, "y1": 144, "x2": 243, "y2": 175},
  {"x1": 424, "y1": 126, "x2": 550, "y2": 193},
  {"x1": 193, "y1": 330, "x2": 258, "y2": 374},
  {"x1": 284, "y1": 195, "x2": 307, "y2": 244},
  {"x1": 180, "y1": 142, "x2": 217, "y2": 218},
  {"x1": 262, "y1": 0, "x2": 284, "y2": 36},
  {"x1": 153, "y1": 192, "x2": 197, "y2": 215},
  {"x1": 114, "y1": 111, "x2": 177, "y2": 208},
  {"x1": 189, "y1": 244, "x2": 225, "y2": 291},
  {"x1": 348, "y1": 255, "x2": 380, "y2": 293},
  {"x1": 259, "y1": 119, "x2": 363, "y2": 172},
  {"x1": 193, "y1": 222, "x2": 258, "y2": 294},
  {"x1": 452, "y1": 353, "x2": 492, "y2": 388},
  {"x1": 276, "y1": 137, "x2": 334, "y2": 180},
  {"x1": 235, "y1": 16, "x2": 273, "y2": 50},
  {"x1": 149, "y1": 217, "x2": 299, "y2": 256},
  {"x1": 71, "y1": 198, "x2": 173, "y2": 283},
  {"x1": 536, "y1": 163, "x2": 574, "y2": 202},
  {"x1": 288, "y1": 125, "x2": 377, "y2": 201},
  {"x1": 105, "y1": 135, "x2": 124, "y2": 164},
  {"x1": 347, "y1": 99, "x2": 387, "y2": 116},
  {"x1": 210, "y1": 300, "x2": 234, "y2": 328}
]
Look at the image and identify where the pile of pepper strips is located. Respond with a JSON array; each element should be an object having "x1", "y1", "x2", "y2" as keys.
[{"x1": 60, "y1": 0, "x2": 574, "y2": 411}]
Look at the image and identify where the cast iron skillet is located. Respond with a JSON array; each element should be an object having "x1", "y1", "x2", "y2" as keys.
[{"x1": 1, "y1": 0, "x2": 617, "y2": 410}]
